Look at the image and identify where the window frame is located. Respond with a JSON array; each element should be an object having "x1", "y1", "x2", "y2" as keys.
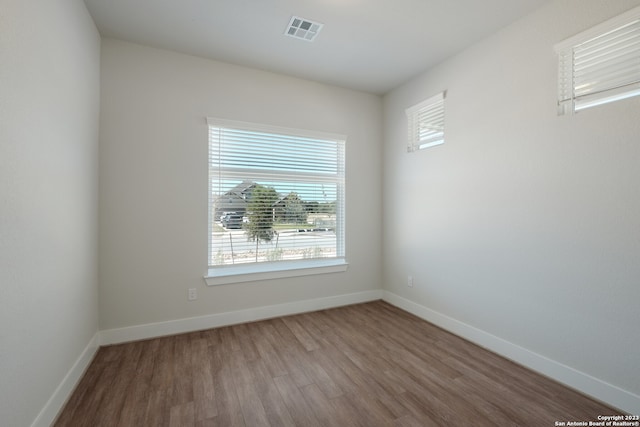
[
  {"x1": 555, "y1": 5, "x2": 640, "y2": 115},
  {"x1": 406, "y1": 91, "x2": 446, "y2": 152},
  {"x1": 204, "y1": 118, "x2": 347, "y2": 286}
]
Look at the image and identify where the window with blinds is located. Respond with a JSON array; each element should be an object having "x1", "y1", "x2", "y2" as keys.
[
  {"x1": 207, "y1": 118, "x2": 346, "y2": 279},
  {"x1": 406, "y1": 92, "x2": 445, "y2": 152},
  {"x1": 555, "y1": 5, "x2": 640, "y2": 115}
]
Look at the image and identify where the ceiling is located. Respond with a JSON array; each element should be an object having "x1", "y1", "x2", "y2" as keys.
[{"x1": 84, "y1": 0, "x2": 551, "y2": 94}]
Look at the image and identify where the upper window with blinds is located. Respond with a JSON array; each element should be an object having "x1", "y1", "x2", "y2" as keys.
[
  {"x1": 555, "y1": 5, "x2": 640, "y2": 115},
  {"x1": 406, "y1": 91, "x2": 445, "y2": 152},
  {"x1": 206, "y1": 118, "x2": 346, "y2": 284}
]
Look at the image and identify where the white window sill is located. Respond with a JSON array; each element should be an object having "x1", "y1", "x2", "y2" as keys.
[{"x1": 204, "y1": 258, "x2": 348, "y2": 286}]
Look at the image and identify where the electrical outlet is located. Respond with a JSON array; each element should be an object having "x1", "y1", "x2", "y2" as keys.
[
  {"x1": 407, "y1": 276, "x2": 414, "y2": 288},
  {"x1": 188, "y1": 288, "x2": 197, "y2": 301}
]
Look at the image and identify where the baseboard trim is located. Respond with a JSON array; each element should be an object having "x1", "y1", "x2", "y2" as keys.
[
  {"x1": 30, "y1": 332, "x2": 100, "y2": 427},
  {"x1": 382, "y1": 291, "x2": 640, "y2": 415},
  {"x1": 100, "y1": 289, "x2": 383, "y2": 345}
]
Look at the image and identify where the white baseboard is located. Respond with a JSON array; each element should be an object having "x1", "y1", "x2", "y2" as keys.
[
  {"x1": 100, "y1": 289, "x2": 383, "y2": 345},
  {"x1": 382, "y1": 291, "x2": 640, "y2": 415},
  {"x1": 30, "y1": 332, "x2": 100, "y2": 427}
]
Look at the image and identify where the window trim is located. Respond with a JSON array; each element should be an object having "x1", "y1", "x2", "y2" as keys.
[
  {"x1": 205, "y1": 258, "x2": 348, "y2": 286},
  {"x1": 205, "y1": 118, "x2": 347, "y2": 285},
  {"x1": 555, "y1": 5, "x2": 640, "y2": 115}
]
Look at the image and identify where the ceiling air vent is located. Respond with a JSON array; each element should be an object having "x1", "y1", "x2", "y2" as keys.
[{"x1": 284, "y1": 16, "x2": 323, "y2": 42}]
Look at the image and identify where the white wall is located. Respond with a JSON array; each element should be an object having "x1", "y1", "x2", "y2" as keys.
[
  {"x1": 0, "y1": 0, "x2": 101, "y2": 426},
  {"x1": 98, "y1": 39, "x2": 383, "y2": 331},
  {"x1": 383, "y1": 0, "x2": 640, "y2": 412}
]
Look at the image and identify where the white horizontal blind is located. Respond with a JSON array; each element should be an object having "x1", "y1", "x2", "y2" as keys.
[
  {"x1": 208, "y1": 118, "x2": 345, "y2": 269},
  {"x1": 556, "y1": 6, "x2": 640, "y2": 115},
  {"x1": 406, "y1": 92, "x2": 445, "y2": 152}
]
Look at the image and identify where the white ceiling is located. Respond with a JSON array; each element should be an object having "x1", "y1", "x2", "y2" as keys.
[{"x1": 84, "y1": 0, "x2": 551, "y2": 94}]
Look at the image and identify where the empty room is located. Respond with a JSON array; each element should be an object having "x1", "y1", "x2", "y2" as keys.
[{"x1": 2, "y1": 0, "x2": 640, "y2": 426}]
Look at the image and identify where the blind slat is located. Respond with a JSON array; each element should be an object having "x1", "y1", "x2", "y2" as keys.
[
  {"x1": 556, "y1": 8, "x2": 640, "y2": 115},
  {"x1": 406, "y1": 93, "x2": 445, "y2": 152},
  {"x1": 208, "y1": 120, "x2": 346, "y2": 268}
]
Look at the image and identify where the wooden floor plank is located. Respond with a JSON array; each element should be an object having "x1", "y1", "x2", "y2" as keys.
[
  {"x1": 272, "y1": 374, "x2": 322, "y2": 427},
  {"x1": 211, "y1": 357, "x2": 245, "y2": 427},
  {"x1": 54, "y1": 301, "x2": 623, "y2": 426},
  {"x1": 281, "y1": 315, "x2": 320, "y2": 351},
  {"x1": 246, "y1": 322, "x2": 289, "y2": 378},
  {"x1": 191, "y1": 338, "x2": 217, "y2": 421},
  {"x1": 169, "y1": 401, "x2": 195, "y2": 427},
  {"x1": 230, "y1": 323, "x2": 259, "y2": 362},
  {"x1": 394, "y1": 414, "x2": 436, "y2": 427},
  {"x1": 171, "y1": 334, "x2": 194, "y2": 406},
  {"x1": 267, "y1": 318, "x2": 307, "y2": 350},
  {"x1": 299, "y1": 383, "x2": 343, "y2": 426},
  {"x1": 143, "y1": 389, "x2": 169, "y2": 427},
  {"x1": 292, "y1": 347, "x2": 344, "y2": 399},
  {"x1": 116, "y1": 380, "x2": 149, "y2": 427},
  {"x1": 229, "y1": 351, "x2": 271, "y2": 427},
  {"x1": 248, "y1": 357, "x2": 297, "y2": 427}
]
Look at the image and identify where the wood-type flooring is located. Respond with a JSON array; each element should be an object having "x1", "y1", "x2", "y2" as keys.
[{"x1": 54, "y1": 301, "x2": 621, "y2": 426}]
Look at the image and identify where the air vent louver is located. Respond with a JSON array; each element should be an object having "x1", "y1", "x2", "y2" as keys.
[{"x1": 284, "y1": 16, "x2": 323, "y2": 41}]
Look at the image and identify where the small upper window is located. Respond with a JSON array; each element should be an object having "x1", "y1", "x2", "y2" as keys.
[
  {"x1": 555, "y1": 5, "x2": 640, "y2": 115},
  {"x1": 406, "y1": 91, "x2": 445, "y2": 152}
]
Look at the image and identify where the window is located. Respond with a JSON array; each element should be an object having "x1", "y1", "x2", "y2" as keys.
[
  {"x1": 206, "y1": 118, "x2": 347, "y2": 285},
  {"x1": 555, "y1": 5, "x2": 640, "y2": 115},
  {"x1": 406, "y1": 91, "x2": 445, "y2": 152}
]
